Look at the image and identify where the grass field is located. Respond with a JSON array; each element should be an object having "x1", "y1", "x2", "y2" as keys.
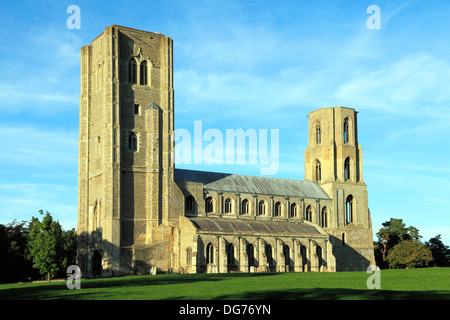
[{"x1": 0, "y1": 267, "x2": 448, "y2": 300}]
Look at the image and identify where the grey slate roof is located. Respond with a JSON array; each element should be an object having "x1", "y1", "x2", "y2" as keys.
[
  {"x1": 189, "y1": 217, "x2": 322, "y2": 235},
  {"x1": 174, "y1": 168, "x2": 330, "y2": 200}
]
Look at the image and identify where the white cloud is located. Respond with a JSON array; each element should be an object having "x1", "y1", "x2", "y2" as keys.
[{"x1": 333, "y1": 54, "x2": 450, "y2": 116}]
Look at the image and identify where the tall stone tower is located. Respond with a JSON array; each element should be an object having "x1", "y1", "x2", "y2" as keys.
[
  {"x1": 304, "y1": 107, "x2": 375, "y2": 271},
  {"x1": 77, "y1": 25, "x2": 179, "y2": 276}
]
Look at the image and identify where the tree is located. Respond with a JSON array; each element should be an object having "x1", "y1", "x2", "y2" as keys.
[
  {"x1": 26, "y1": 210, "x2": 75, "y2": 281},
  {"x1": 386, "y1": 240, "x2": 433, "y2": 269},
  {"x1": 0, "y1": 220, "x2": 38, "y2": 283},
  {"x1": 375, "y1": 218, "x2": 423, "y2": 268},
  {"x1": 425, "y1": 235, "x2": 450, "y2": 267}
]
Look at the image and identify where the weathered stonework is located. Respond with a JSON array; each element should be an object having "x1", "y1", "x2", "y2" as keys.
[{"x1": 77, "y1": 25, "x2": 375, "y2": 277}]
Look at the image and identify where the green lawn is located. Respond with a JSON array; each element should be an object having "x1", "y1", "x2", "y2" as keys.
[{"x1": 0, "y1": 267, "x2": 448, "y2": 300}]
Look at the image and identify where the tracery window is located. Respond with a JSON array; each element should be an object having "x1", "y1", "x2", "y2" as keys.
[
  {"x1": 205, "y1": 197, "x2": 213, "y2": 213},
  {"x1": 128, "y1": 132, "x2": 137, "y2": 151},
  {"x1": 128, "y1": 58, "x2": 137, "y2": 84},
  {"x1": 140, "y1": 60, "x2": 148, "y2": 85}
]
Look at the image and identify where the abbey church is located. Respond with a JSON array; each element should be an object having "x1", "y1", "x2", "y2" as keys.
[{"x1": 77, "y1": 25, "x2": 375, "y2": 276}]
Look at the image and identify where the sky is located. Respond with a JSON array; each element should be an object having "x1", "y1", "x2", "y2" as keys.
[{"x1": 0, "y1": 0, "x2": 449, "y2": 245}]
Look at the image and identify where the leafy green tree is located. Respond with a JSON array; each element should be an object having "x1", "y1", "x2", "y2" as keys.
[
  {"x1": 0, "y1": 220, "x2": 37, "y2": 283},
  {"x1": 375, "y1": 218, "x2": 423, "y2": 268},
  {"x1": 26, "y1": 210, "x2": 74, "y2": 281},
  {"x1": 386, "y1": 240, "x2": 433, "y2": 269},
  {"x1": 425, "y1": 235, "x2": 450, "y2": 267}
]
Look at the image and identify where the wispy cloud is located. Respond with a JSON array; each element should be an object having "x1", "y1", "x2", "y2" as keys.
[{"x1": 333, "y1": 53, "x2": 450, "y2": 116}]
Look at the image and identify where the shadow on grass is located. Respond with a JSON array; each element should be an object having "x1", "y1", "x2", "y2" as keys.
[
  {"x1": 0, "y1": 272, "x2": 279, "y2": 300},
  {"x1": 212, "y1": 288, "x2": 450, "y2": 300}
]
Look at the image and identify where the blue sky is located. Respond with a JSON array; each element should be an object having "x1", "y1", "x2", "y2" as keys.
[{"x1": 0, "y1": 0, "x2": 449, "y2": 245}]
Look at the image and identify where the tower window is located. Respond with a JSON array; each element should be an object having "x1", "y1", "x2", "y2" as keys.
[
  {"x1": 315, "y1": 160, "x2": 321, "y2": 181},
  {"x1": 315, "y1": 122, "x2": 321, "y2": 144},
  {"x1": 134, "y1": 104, "x2": 140, "y2": 115},
  {"x1": 140, "y1": 60, "x2": 148, "y2": 85},
  {"x1": 346, "y1": 195, "x2": 354, "y2": 225},
  {"x1": 344, "y1": 157, "x2": 350, "y2": 181},
  {"x1": 128, "y1": 58, "x2": 137, "y2": 84},
  {"x1": 128, "y1": 132, "x2": 137, "y2": 151},
  {"x1": 321, "y1": 207, "x2": 328, "y2": 228},
  {"x1": 343, "y1": 118, "x2": 349, "y2": 143}
]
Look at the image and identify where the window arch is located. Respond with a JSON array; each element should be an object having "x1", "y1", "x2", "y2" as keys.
[
  {"x1": 224, "y1": 198, "x2": 232, "y2": 214},
  {"x1": 343, "y1": 118, "x2": 349, "y2": 143},
  {"x1": 227, "y1": 243, "x2": 237, "y2": 268},
  {"x1": 274, "y1": 201, "x2": 282, "y2": 217},
  {"x1": 185, "y1": 195, "x2": 196, "y2": 215},
  {"x1": 321, "y1": 207, "x2": 328, "y2": 228},
  {"x1": 241, "y1": 199, "x2": 249, "y2": 215},
  {"x1": 205, "y1": 197, "x2": 213, "y2": 213},
  {"x1": 247, "y1": 243, "x2": 256, "y2": 267},
  {"x1": 346, "y1": 195, "x2": 354, "y2": 225},
  {"x1": 344, "y1": 157, "x2": 351, "y2": 181},
  {"x1": 290, "y1": 203, "x2": 297, "y2": 218},
  {"x1": 305, "y1": 205, "x2": 313, "y2": 222},
  {"x1": 128, "y1": 132, "x2": 137, "y2": 151},
  {"x1": 206, "y1": 243, "x2": 214, "y2": 264},
  {"x1": 258, "y1": 200, "x2": 266, "y2": 216},
  {"x1": 315, "y1": 121, "x2": 321, "y2": 144},
  {"x1": 283, "y1": 245, "x2": 290, "y2": 268},
  {"x1": 140, "y1": 60, "x2": 148, "y2": 85},
  {"x1": 315, "y1": 160, "x2": 321, "y2": 181},
  {"x1": 128, "y1": 58, "x2": 137, "y2": 84}
]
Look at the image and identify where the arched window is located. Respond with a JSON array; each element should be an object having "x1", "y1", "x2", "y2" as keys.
[
  {"x1": 283, "y1": 245, "x2": 290, "y2": 268},
  {"x1": 227, "y1": 243, "x2": 237, "y2": 268},
  {"x1": 274, "y1": 201, "x2": 282, "y2": 217},
  {"x1": 205, "y1": 197, "x2": 213, "y2": 213},
  {"x1": 224, "y1": 198, "x2": 232, "y2": 214},
  {"x1": 186, "y1": 248, "x2": 192, "y2": 265},
  {"x1": 344, "y1": 157, "x2": 350, "y2": 181},
  {"x1": 315, "y1": 122, "x2": 321, "y2": 144},
  {"x1": 321, "y1": 207, "x2": 328, "y2": 228},
  {"x1": 316, "y1": 245, "x2": 323, "y2": 269},
  {"x1": 247, "y1": 244, "x2": 256, "y2": 267},
  {"x1": 343, "y1": 118, "x2": 349, "y2": 143},
  {"x1": 128, "y1": 58, "x2": 137, "y2": 84},
  {"x1": 185, "y1": 195, "x2": 195, "y2": 215},
  {"x1": 346, "y1": 195, "x2": 353, "y2": 225},
  {"x1": 206, "y1": 243, "x2": 214, "y2": 264},
  {"x1": 265, "y1": 245, "x2": 274, "y2": 269},
  {"x1": 315, "y1": 160, "x2": 321, "y2": 181},
  {"x1": 241, "y1": 199, "x2": 249, "y2": 215},
  {"x1": 128, "y1": 132, "x2": 137, "y2": 151},
  {"x1": 290, "y1": 203, "x2": 297, "y2": 218},
  {"x1": 258, "y1": 200, "x2": 265, "y2": 216},
  {"x1": 305, "y1": 205, "x2": 313, "y2": 222},
  {"x1": 140, "y1": 60, "x2": 148, "y2": 85}
]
